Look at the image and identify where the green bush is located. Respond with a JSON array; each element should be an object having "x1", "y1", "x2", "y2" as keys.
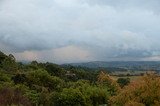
[{"x1": 51, "y1": 88, "x2": 86, "y2": 106}]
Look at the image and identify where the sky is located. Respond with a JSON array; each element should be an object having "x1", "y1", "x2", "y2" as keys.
[{"x1": 0, "y1": 0, "x2": 160, "y2": 64}]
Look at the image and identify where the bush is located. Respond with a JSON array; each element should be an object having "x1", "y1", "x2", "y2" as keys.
[{"x1": 51, "y1": 88, "x2": 86, "y2": 106}]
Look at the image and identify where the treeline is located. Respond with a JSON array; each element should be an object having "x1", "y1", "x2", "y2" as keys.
[{"x1": 0, "y1": 51, "x2": 160, "y2": 106}]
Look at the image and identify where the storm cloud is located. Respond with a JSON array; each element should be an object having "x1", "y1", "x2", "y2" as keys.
[{"x1": 0, "y1": 0, "x2": 160, "y2": 63}]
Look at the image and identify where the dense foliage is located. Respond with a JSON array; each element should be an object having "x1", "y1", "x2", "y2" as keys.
[{"x1": 0, "y1": 51, "x2": 160, "y2": 106}]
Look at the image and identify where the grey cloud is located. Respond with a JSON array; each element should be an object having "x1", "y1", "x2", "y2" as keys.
[
  {"x1": 0, "y1": 0, "x2": 160, "y2": 63},
  {"x1": 85, "y1": 0, "x2": 160, "y2": 13}
]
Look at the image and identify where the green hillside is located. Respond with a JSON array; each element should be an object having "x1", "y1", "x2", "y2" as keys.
[{"x1": 0, "y1": 51, "x2": 160, "y2": 106}]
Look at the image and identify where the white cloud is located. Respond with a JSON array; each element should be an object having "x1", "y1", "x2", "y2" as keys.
[
  {"x1": 53, "y1": 45, "x2": 94, "y2": 63},
  {"x1": 14, "y1": 45, "x2": 94, "y2": 63}
]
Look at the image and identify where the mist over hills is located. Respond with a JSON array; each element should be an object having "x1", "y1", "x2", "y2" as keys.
[{"x1": 67, "y1": 61, "x2": 160, "y2": 72}]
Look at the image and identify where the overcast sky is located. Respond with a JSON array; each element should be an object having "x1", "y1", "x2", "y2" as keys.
[{"x1": 0, "y1": 0, "x2": 160, "y2": 63}]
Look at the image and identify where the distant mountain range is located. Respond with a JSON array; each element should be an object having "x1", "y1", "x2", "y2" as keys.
[{"x1": 67, "y1": 61, "x2": 160, "y2": 72}]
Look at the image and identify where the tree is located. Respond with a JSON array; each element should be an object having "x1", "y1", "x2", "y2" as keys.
[
  {"x1": 44, "y1": 62, "x2": 65, "y2": 78},
  {"x1": 26, "y1": 69, "x2": 64, "y2": 91},
  {"x1": 1, "y1": 54, "x2": 18, "y2": 72},
  {"x1": 0, "y1": 51, "x2": 8, "y2": 65},
  {"x1": 51, "y1": 88, "x2": 86, "y2": 106},
  {"x1": 84, "y1": 86, "x2": 110, "y2": 106},
  {"x1": 12, "y1": 73, "x2": 27, "y2": 84},
  {"x1": 0, "y1": 86, "x2": 31, "y2": 106},
  {"x1": 97, "y1": 71, "x2": 120, "y2": 96},
  {"x1": 110, "y1": 74, "x2": 160, "y2": 106},
  {"x1": 117, "y1": 78, "x2": 130, "y2": 88}
]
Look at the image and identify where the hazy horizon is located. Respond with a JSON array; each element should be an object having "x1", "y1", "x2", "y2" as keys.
[
  {"x1": 17, "y1": 59, "x2": 160, "y2": 65},
  {"x1": 1, "y1": 0, "x2": 160, "y2": 64}
]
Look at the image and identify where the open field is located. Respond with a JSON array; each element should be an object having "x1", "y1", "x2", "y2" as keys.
[
  {"x1": 110, "y1": 75, "x2": 142, "y2": 81},
  {"x1": 109, "y1": 70, "x2": 157, "y2": 81}
]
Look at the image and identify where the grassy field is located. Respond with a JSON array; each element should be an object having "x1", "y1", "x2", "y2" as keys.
[
  {"x1": 109, "y1": 70, "x2": 156, "y2": 81},
  {"x1": 110, "y1": 75, "x2": 142, "y2": 82}
]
